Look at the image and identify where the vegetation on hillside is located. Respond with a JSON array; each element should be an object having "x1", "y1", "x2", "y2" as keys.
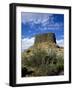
[
  {"x1": 21, "y1": 48, "x2": 64, "y2": 77},
  {"x1": 21, "y1": 33, "x2": 64, "y2": 77}
]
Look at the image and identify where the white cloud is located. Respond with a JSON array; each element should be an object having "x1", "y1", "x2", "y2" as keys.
[
  {"x1": 56, "y1": 39, "x2": 64, "y2": 47},
  {"x1": 22, "y1": 12, "x2": 63, "y2": 32},
  {"x1": 40, "y1": 22, "x2": 63, "y2": 31},
  {"x1": 21, "y1": 37, "x2": 35, "y2": 52},
  {"x1": 21, "y1": 12, "x2": 53, "y2": 24}
]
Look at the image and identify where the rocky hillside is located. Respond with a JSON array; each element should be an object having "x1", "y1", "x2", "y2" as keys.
[{"x1": 21, "y1": 33, "x2": 64, "y2": 77}]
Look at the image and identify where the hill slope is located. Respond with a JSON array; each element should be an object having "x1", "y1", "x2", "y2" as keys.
[{"x1": 21, "y1": 33, "x2": 64, "y2": 77}]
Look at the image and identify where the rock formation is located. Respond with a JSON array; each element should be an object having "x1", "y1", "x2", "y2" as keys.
[
  {"x1": 35, "y1": 33, "x2": 56, "y2": 44},
  {"x1": 23, "y1": 32, "x2": 63, "y2": 56},
  {"x1": 22, "y1": 32, "x2": 64, "y2": 77}
]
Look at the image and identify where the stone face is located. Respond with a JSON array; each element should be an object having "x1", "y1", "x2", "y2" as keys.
[
  {"x1": 22, "y1": 32, "x2": 63, "y2": 55},
  {"x1": 34, "y1": 33, "x2": 56, "y2": 44}
]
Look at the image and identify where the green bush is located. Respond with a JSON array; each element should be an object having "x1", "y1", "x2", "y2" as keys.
[{"x1": 21, "y1": 48, "x2": 64, "y2": 76}]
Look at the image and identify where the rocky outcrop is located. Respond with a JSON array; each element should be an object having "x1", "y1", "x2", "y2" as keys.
[{"x1": 35, "y1": 33, "x2": 56, "y2": 44}]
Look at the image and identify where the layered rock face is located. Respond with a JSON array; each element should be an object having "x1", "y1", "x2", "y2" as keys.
[
  {"x1": 33, "y1": 33, "x2": 57, "y2": 50},
  {"x1": 35, "y1": 33, "x2": 56, "y2": 44}
]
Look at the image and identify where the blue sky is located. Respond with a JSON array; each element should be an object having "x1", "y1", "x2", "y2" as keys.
[{"x1": 21, "y1": 12, "x2": 64, "y2": 51}]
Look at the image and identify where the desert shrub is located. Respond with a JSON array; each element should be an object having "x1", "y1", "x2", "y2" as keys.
[
  {"x1": 22, "y1": 49, "x2": 48, "y2": 67},
  {"x1": 21, "y1": 48, "x2": 64, "y2": 76},
  {"x1": 56, "y1": 54, "x2": 64, "y2": 73}
]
